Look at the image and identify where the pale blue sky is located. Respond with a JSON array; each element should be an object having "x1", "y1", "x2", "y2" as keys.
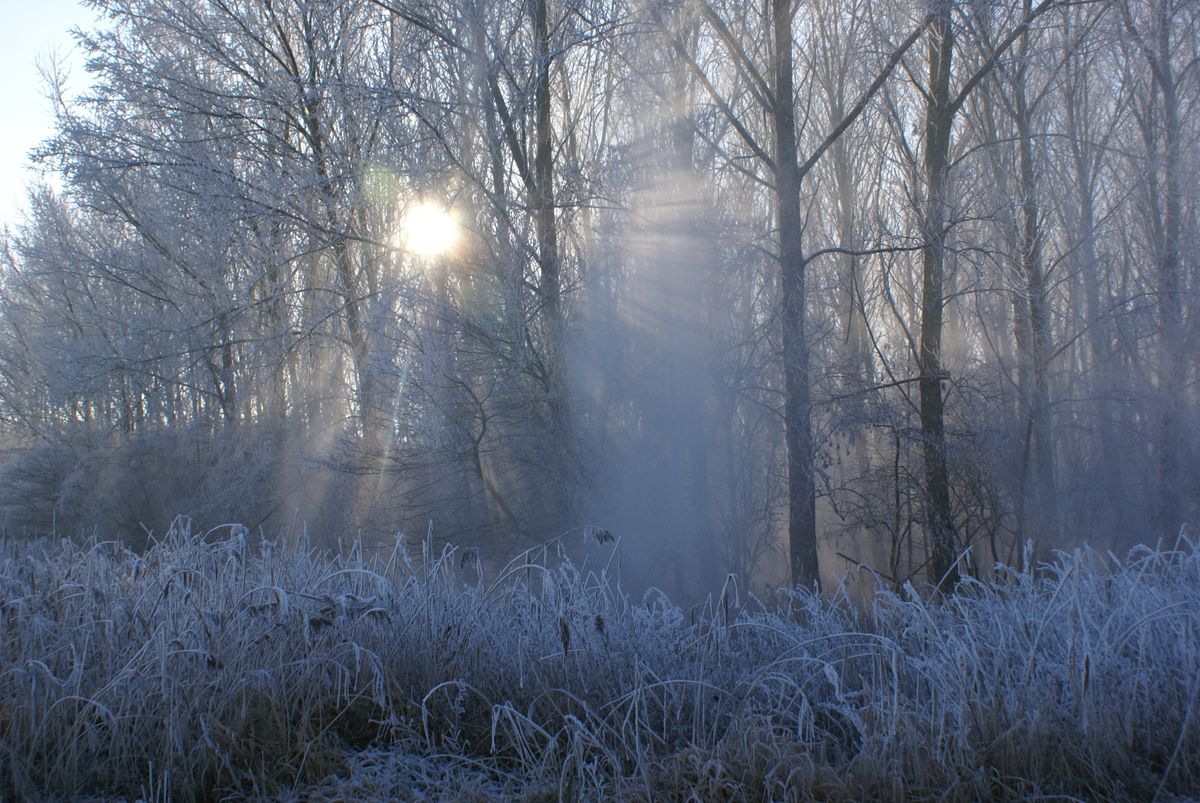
[{"x1": 0, "y1": 0, "x2": 97, "y2": 232}]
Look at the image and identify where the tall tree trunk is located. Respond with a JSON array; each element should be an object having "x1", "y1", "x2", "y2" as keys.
[
  {"x1": 1063, "y1": 7, "x2": 1126, "y2": 545},
  {"x1": 1155, "y1": 7, "x2": 1184, "y2": 537},
  {"x1": 772, "y1": 0, "x2": 819, "y2": 588},
  {"x1": 531, "y1": 0, "x2": 572, "y2": 528},
  {"x1": 532, "y1": 0, "x2": 562, "y2": 346},
  {"x1": 920, "y1": 4, "x2": 958, "y2": 591},
  {"x1": 1013, "y1": 6, "x2": 1056, "y2": 556}
]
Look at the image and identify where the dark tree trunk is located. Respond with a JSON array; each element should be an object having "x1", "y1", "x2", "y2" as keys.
[
  {"x1": 1155, "y1": 9, "x2": 1184, "y2": 537},
  {"x1": 920, "y1": 4, "x2": 958, "y2": 592},
  {"x1": 531, "y1": 0, "x2": 573, "y2": 528},
  {"x1": 1013, "y1": 6, "x2": 1056, "y2": 556},
  {"x1": 532, "y1": 0, "x2": 562, "y2": 346},
  {"x1": 772, "y1": 0, "x2": 819, "y2": 589}
]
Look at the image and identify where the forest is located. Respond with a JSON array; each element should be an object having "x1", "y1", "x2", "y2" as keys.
[
  {"x1": 0, "y1": 0, "x2": 1196, "y2": 594},
  {"x1": 0, "y1": 0, "x2": 1197, "y2": 797}
]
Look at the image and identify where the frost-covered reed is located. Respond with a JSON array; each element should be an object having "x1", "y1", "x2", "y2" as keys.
[{"x1": 1, "y1": 522, "x2": 1196, "y2": 800}]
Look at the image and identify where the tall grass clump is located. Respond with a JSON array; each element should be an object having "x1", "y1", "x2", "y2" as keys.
[{"x1": 1, "y1": 521, "x2": 1197, "y2": 800}]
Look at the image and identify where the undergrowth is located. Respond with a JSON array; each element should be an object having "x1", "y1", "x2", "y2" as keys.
[{"x1": 1, "y1": 521, "x2": 1197, "y2": 801}]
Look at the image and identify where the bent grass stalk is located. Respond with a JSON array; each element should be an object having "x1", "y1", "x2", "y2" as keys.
[{"x1": 0, "y1": 522, "x2": 1196, "y2": 800}]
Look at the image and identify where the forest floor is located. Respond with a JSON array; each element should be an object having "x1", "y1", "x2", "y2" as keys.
[{"x1": 1, "y1": 523, "x2": 1198, "y2": 801}]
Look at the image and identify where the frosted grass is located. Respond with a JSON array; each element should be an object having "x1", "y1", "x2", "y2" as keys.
[{"x1": 1, "y1": 522, "x2": 1197, "y2": 800}]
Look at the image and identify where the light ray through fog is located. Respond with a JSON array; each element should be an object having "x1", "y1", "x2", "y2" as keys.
[
  {"x1": 0, "y1": 0, "x2": 1197, "y2": 792},
  {"x1": 0, "y1": 0, "x2": 1195, "y2": 614}
]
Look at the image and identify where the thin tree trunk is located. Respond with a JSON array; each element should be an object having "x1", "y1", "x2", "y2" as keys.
[
  {"x1": 1155, "y1": 6, "x2": 1184, "y2": 536},
  {"x1": 531, "y1": 0, "x2": 573, "y2": 528},
  {"x1": 1014, "y1": 36, "x2": 1056, "y2": 555},
  {"x1": 532, "y1": 0, "x2": 562, "y2": 348}
]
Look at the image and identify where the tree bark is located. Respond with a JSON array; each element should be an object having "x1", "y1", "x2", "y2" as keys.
[
  {"x1": 532, "y1": 0, "x2": 562, "y2": 347},
  {"x1": 920, "y1": 3, "x2": 958, "y2": 591},
  {"x1": 1154, "y1": 4, "x2": 1185, "y2": 536},
  {"x1": 772, "y1": 0, "x2": 820, "y2": 588},
  {"x1": 531, "y1": 0, "x2": 573, "y2": 528},
  {"x1": 1013, "y1": 28, "x2": 1056, "y2": 556}
]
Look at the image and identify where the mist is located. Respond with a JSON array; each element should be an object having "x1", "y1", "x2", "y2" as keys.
[
  {"x1": 2, "y1": 1, "x2": 1200, "y2": 799},
  {"x1": 0, "y1": 0, "x2": 1195, "y2": 604}
]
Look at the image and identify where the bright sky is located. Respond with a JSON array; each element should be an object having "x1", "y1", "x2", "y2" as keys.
[{"x1": 0, "y1": 0, "x2": 97, "y2": 232}]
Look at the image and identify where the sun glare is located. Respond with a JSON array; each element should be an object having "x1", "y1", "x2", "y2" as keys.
[{"x1": 401, "y1": 201, "x2": 459, "y2": 258}]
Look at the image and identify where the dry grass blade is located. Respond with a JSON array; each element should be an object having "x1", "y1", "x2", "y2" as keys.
[{"x1": 0, "y1": 523, "x2": 1197, "y2": 800}]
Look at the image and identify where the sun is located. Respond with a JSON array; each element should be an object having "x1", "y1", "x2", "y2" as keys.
[{"x1": 401, "y1": 200, "x2": 459, "y2": 258}]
